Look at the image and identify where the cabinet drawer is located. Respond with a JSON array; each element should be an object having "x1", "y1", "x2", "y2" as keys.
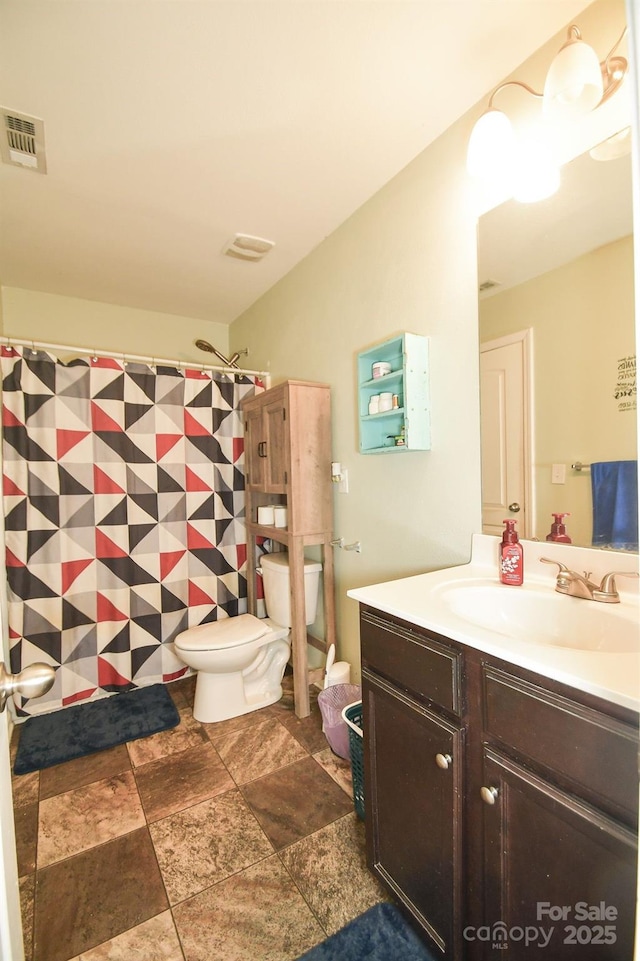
[
  {"x1": 483, "y1": 666, "x2": 639, "y2": 819},
  {"x1": 361, "y1": 610, "x2": 461, "y2": 715}
]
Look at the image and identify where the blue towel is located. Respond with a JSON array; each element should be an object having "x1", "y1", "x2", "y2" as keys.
[{"x1": 591, "y1": 460, "x2": 638, "y2": 550}]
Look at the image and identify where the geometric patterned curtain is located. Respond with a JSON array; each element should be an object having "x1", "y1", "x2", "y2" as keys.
[{"x1": 1, "y1": 345, "x2": 263, "y2": 715}]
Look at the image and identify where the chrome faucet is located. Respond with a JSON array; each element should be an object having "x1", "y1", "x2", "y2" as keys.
[{"x1": 540, "y1": 558, "x2": 639, "y2": 603}]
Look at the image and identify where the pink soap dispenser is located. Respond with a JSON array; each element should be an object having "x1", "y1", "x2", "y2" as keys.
[
  {"x1": 499, "y1": 519, "x2": 524, "y2": 586},
  {"x1": 546, "y1": 512, "x2": 572, "y2": 543}
]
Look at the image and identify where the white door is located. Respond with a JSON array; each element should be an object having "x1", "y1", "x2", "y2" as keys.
[
  {"x1": 0, "y1": 707, "x2": 23, "y2": 961},
  {"x1": 480, "y1": 331, "x2": 532, "y2": 538}
]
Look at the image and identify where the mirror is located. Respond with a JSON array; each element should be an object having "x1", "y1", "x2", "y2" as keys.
[{"x1": 478, "y1": 143, "x2": 636, "y2": 550}]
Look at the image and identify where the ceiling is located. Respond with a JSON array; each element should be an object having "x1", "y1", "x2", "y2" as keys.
[{"x1": 0, "y1": 1, "x2": 593, "y2": 327}]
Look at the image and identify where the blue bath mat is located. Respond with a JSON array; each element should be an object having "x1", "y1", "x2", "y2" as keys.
[
  {"x1": 13, "y1": 684, "x2": 180, "y2": 775},
  {"x1": 296, "y1": 903, "x2": 437, "y2": 960}
]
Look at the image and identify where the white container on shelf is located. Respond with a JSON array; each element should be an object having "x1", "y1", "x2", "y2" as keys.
[
  {"x1": 378, "y1": 392, "x2": 394, "y2": 412},
  {"x1": 372, "y1": 361, "x2": 392, "y2": 379},
  {"x1": 257, "y1": 506, "x2": 275, "y2": 525},
  {"x1": 274, "y1": 506, "x2": 287, "y2": 528}
]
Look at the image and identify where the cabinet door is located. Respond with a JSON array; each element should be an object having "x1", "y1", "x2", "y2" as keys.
[
  {"x1": 364, "y1": 670, "x2": 463, "y2": 959},
  {"x1": 264, "y1": 396, "x2": 288, "y2": 492},
  {"x1": 479, "y1": 748, "x2": 637, "y2": 960},
  {"x1": 244, "y1": 405, "x2": 266, "y2": 490}
]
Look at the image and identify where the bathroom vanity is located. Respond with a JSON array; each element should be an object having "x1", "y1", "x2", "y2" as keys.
[{"x1": 348, "y1": 536, "x2": 639, "y2": 960}]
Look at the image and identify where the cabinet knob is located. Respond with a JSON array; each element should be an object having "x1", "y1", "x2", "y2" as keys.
[
  {"x1": 480, "y1": 785, "x2": 499, "y2": 806},
  {"x1": 435, "y1": 753, "x2": 452, "y2": 770}
]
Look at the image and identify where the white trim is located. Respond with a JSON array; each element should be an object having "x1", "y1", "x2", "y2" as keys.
[
  {"x1": 0, "y1": 708, "x2": 24, "y2": 961},
  {"x1": 624, "y1": 0, "x2": 640, "y2": 945},
  {"x1": 480, "y1": 328, "x2": 534, "y2": 539}
]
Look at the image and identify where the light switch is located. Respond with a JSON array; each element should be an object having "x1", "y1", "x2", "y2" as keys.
[
  {"x1": 337, "y1": 468, "x2": 349, "y2": 494},
  {"x1": 551, "y1": 463, "x2": 566, "y2": 485}
]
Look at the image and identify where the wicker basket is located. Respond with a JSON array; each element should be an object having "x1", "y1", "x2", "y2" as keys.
[{"x1": 342, "y1": 700, "x2": 364, "y2": 819}]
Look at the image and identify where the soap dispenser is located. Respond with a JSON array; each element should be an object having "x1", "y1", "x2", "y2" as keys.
[
  {"x1": 499, "y1": 519, "x2": 523, "y2": 586},
  {"x1": 546, "y1": 512, "x2": 572, "y2": 543}
]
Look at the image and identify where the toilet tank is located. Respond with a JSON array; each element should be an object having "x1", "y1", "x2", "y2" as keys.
[{"x1": 259, "y1": 552, "x2": 322, "y2": 627}]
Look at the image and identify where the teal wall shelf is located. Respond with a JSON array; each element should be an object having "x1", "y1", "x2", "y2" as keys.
[{"x1": 357, "y1": 333, "x2": 430, "y2": 453}]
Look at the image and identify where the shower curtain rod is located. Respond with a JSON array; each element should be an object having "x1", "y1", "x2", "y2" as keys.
[{"x1": 0, "y1": 336, "x2": 270, "y2": 382}]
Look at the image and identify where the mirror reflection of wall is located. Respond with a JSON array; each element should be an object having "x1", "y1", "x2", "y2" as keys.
[{"x1": 478, "y1": 146, "x2": 636, "y2": 549}]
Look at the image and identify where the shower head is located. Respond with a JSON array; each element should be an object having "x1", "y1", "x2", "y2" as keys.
[
  {"x1": 228, "y1": 350, "x2": 248, "y2": 367},
  {"x1": 194, "y1": 340, "x2": 248, "y2": 369}
]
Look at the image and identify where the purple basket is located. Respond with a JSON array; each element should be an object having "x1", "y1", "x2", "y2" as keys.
[{"x1": 318, "y1": 683, "x2": 362, "y2": 759}]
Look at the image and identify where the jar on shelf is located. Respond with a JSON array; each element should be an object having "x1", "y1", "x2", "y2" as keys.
[{"x1": 372, "y1": 361, "x2": 392, "y2": 379}]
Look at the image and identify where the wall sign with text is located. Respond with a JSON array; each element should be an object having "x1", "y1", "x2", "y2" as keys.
[{"x1": 614, "y1": 355, "x2": 636, "y2": 412}]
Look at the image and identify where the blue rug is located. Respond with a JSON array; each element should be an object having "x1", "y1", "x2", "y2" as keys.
[
  {"x1": 296, "y1": 903, "x2": 437, "y2": 960},
  {"x1": 13, "y1": 684, "x2": 180, "y2": 775}
]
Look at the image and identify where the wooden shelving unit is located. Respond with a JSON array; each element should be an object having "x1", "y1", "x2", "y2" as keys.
[
  {"x1": 241, "y1": 380, "x2": 335, "y2": 718},
  {"x1": 357, "y1": 332, "x2": 430, "y2": 453}
]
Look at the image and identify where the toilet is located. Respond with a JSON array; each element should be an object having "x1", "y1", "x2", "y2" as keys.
[{"x1": 174, "y1": 552, "x2": 322, "y2": 723}]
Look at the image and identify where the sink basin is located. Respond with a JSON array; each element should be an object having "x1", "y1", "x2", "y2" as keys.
[{"x1": 436, "y1": 582, "x2": 639, "y2": 654}]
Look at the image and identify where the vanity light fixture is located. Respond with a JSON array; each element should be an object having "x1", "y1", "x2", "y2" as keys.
[
  {"x1": 543, "y1": 25, "x2": 604, "y2": 116},
  {"x1": 467, "y1": 25, "x2": 628, "y2": 196},
  {"x1": 544, "y1": 24, "x2": 628, "y2": 116}
]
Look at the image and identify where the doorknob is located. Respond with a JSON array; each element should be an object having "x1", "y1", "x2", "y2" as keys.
[
  {"x1": 508, "y1": 502, "x2": 521, "y2": 513},
  {"x1": 0, "y1": 662, "x2": 55, "y2": 713}
]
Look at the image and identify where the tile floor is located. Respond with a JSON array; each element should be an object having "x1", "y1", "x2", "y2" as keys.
[{"x1": 11, "y1": 674, "x2": 387, "y2": 961}]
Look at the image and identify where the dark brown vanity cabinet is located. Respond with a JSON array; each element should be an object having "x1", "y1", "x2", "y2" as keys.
[
  {"x1": 361, "y1": 610, "x2": 465, "y2": 959},
  {"x1": 476, "y1": 666, "x2": 639, "y2": 961},
  {"x1": 479, "y1": 749, "x2": 637, "y2": 960},
  {"x1": 359, "y1": 606, "x2": 639, "y2": 961}
]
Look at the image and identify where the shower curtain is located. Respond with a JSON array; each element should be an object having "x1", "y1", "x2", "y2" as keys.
[{"x1": 1, "y1": 345, "x2": 263, "y2": 715}]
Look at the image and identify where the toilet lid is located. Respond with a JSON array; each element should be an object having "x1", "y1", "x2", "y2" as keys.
[{"x1": 175, "y1": 614, "x2": 271, "y2": 652}]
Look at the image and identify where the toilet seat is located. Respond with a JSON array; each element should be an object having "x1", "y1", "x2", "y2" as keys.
[{"x1": 175, "y1": 614, "x2": 271, "y2": 652}]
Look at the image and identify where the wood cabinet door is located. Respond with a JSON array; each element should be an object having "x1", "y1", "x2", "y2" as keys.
[
  {"x1": 479, "y1": 748, "x2": 637, "y2": 960},
  {"x1": 244, "y1": 405, "x2": 266, "y2": 490},
  {"x1": 244, "y1": 395, "x2": 287, "y2": 494},
  {"x1": 264, "y1": 396, "x2": 288, "y2": 492},
  {"x1": 364, "y1": 670, "x2": 463, "y2": 960}
]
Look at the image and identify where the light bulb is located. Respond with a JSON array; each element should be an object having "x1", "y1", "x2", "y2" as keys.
[
  {"x1": 512, "y1": 139, "x2": 560, "y2": 203},
  {"x1": 467, "y1": 109, "x2": 516, "y2": 180}
]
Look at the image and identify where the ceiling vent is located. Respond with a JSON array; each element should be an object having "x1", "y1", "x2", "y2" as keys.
[
  {"x1": 223, "y1": 234, "x2": 275, "y2": 262},
  {"x1": 0, "y1": 108, "x2": 47, "y2": 173},
  {"x1": 479, "y1": 278, "x2": 502, "y2": 292}
]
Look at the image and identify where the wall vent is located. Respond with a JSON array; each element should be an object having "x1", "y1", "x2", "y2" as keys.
[
  {"x1": 1, "y1": 108, "x2": 47, "y2": 173},
  {"x1": 479, "y1": 278, "x2": 501, "y2": 292},
  {"x1": 223, "y1": 234, "x2": 275, "y2": 262}
]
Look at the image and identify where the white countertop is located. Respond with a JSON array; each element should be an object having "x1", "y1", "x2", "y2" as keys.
[{"x1": 347, "y1": 534, "x2": 640, "y2": 713}]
